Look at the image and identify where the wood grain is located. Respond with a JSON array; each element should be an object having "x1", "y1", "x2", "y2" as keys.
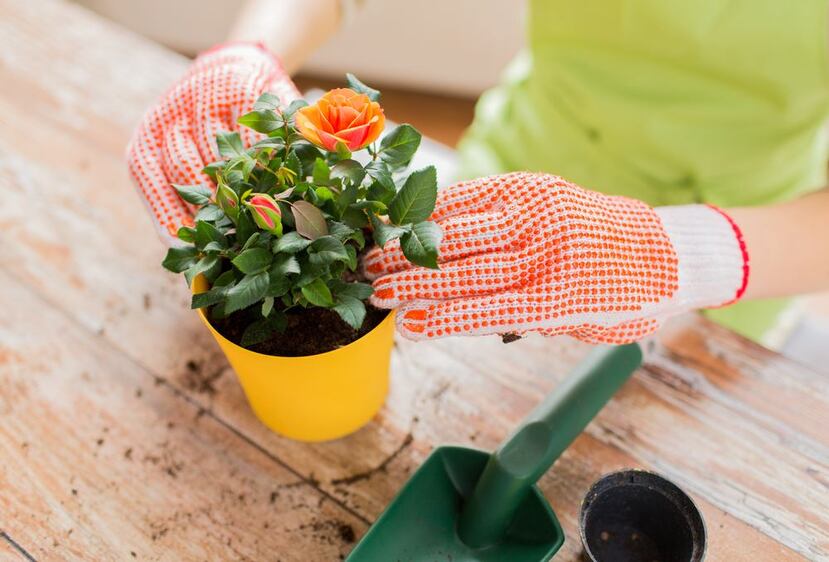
[
  {"x1": 0, "y1": 270, "x2": 365, "y2": 561},
  {"x1": 1, "y1": 1, "x2": 827, "y2": 560}
]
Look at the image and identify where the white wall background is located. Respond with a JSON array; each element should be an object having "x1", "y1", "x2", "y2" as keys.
[{"x1": 75, "y1": 0, "x2": 525, "y2": 97}]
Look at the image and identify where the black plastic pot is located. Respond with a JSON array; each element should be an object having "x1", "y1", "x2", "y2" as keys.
[{"x1": 579, "y1": 470, "x2": 706, "y2": 562}]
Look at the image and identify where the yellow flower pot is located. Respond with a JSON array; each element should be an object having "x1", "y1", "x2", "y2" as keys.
[{"x1": 193, "y1": 276, "x2": 394, "y2": 442}]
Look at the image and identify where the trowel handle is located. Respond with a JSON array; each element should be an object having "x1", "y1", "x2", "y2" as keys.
[{"x1": 458, "y1": 343, "x2": 642, "y2": 548}]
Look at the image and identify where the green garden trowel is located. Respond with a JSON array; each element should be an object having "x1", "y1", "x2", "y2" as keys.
[{"x1": 346, "y1": 343, "x2": 642, "y2": 562}]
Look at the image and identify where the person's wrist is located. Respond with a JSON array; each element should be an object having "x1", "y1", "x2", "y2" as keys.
[{"x1": 654, "y1": 204, "x2": 749, "y2": 311}]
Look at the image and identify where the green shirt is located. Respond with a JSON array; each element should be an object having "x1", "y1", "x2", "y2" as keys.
[{"x1": 458, "y1": 0, "x2": 829, "y2": 341}]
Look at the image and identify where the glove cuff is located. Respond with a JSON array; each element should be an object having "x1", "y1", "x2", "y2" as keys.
[{"x1": 655, "y1": 204, "x2": 749, "y2": 310}]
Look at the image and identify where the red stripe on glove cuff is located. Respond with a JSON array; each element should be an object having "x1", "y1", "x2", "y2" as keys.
[{"x1": 706, "y1": 204, "x2": 750, "y2": 304}]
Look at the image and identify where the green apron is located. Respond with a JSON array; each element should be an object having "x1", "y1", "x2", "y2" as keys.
[{"x1": 458, "y1": 0, "x2": 829, "y2": 342}]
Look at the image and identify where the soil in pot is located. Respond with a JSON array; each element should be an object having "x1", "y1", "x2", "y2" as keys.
[
  {"x1": 206, "y1": 245, "x2": 390, "y2": 357},
  {"x1": 209, "y1": 302, "x2": 388, "y2": 357}
]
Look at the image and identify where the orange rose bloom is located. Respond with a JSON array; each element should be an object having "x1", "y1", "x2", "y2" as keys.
[{"x1": 294, "y1": 88, "x2": 385, "y2": 152}]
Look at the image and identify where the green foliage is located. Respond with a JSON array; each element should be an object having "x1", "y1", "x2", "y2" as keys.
[
  {"x1": 379, "y1": 124, "x2": 421, "y2": 168},
  {"x1": 346, "y1": 73, "x2": 381, "y2": 102},
  {"x1": 162, "y1": 76, "x2": 441, "y2": 349}
]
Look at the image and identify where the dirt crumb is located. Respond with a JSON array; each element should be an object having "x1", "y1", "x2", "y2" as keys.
[
  {"x1": 337, "y1": 523, "x2": 355, "y2": 543},
  {"x1": 182, "y1": 360, "x2": 223, "y2": 395},
  {"x1": 501, "y1": 333, "x2": 523, "y2": 344}
]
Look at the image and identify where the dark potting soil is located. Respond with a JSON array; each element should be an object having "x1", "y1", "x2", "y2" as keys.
[{"x1": 209, "y1": 300, "x2": 388, "y2": 357}]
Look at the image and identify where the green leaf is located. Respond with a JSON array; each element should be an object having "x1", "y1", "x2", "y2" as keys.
[
  {"x1": 330, "y1": 280, "x2": 374, "y2": 300},
  {"x1": 345, "y1": 73, "x2": 381, "y2": 102},
  {"x1": 330, "y1": 159, "x2": 366, "y2": 186},
  {"x1": 238, "y1": 109, "x2": 282, "y2": 133},
  {"x1": 312, "y1": 157, "x2": 330, "y2": 185},
  {"x1": 379, "y1": 124, "x2": 421, "y2": 167},
  {"x1": 388, "y1": 166, "x2": 437, "y2": 225},
  {"x1": 225, "y1": 271, "x2": 269, "y2": 313},
  {"x1": 291, "y1": 200, "x2": 329, "y2": 240},
  {"x1": 174, "y1": 184, "x2": 213, "y2": 205},
  {"x1": 400, "y1": 221, "x2": 442, "y2": 269},
  {"x1": 301, "y1": 278, "x2": 334, "y2": 307},
  {"x1": 177, "y1": 226, "x2": 196, "y2": 243},
  {"x1": 162, "y1": 246, "x2": 198, "y2": 273},
  {"x1": 232, "y1": 247, "x2": 273, "y2": 274},
  {"x1": 235, "y1": 209, "x2": 256, "y2": 246},
  {"x1": 195, "y1": 205, "x2": 225, "y2": 222},
  {"x1": 314, "y1": 186, "x2": 335, "y2": 203},
  {"x1": 365, "y1": 161, "x2": 394, "y2": 190},
  {"x1": 216, "y1": 131, "x2": 245, "y2": 158},
  {"x1": 240, "y1": 155, "x2": 256, "y2": 181},
  {"x1": 370, "y1": 213, "x2": 409, "y2": 247},
  {"x1": 341, "y1": 205, "x2": 369, "y2": 229},
  {"x1": 191, "y1": 284, "x2": 231, "y2": 309},
  {"x1": 212, "y1": 269, "x2": 237, "y2": 287},
  {"x1": 273, "y1": 231, "x2": 312, "y2": 254},
  {"x1": 267, "y1": 271, "x2": 291, "y2": 297},
  {"x1": 335, "y1": 184, "x2": 360, "y2": 217},
  {"x1": 253, "y1": 136, "x2": 286, "y2": 150},
  {"x1": 345, "y1": 244, "x2": 358, "y2": 271},
  {"x1": 327, "y1": 221, "x2": 356, "y2": 241},
  {"x1": 283, "y1": 99, "x2": 309, "y2": 119},
  {"x1": 254, "y1": 92, "x2": 283, "y2": 111},
  {"x1": 367, "y1": 181, "x2": 396, "y2": 206},
  {"x1": 334, "y1": 296, "x2": 366, "y2": 330},
  {"x1": 285, "y1": 151, "x2": 302, "y2": 178},
  {"x1": 184, "y1": 254, "x2": 221, "y2": 286},
  {"x1": 194, "y1": 220, "x2": 227, "y2": 250},
  {"x1": 351, "y1": 200, "x2": 386, "y2": 213},
  {"x1": 202, "y1": 161, "x2": 223, "y2": 182},
  {"x1": 292, "y1": 142, "x2": 322, "y2": 173},
  {"x1": 333, "y1": 296, "x2": 367, "y2": 330},
  {"x1": 240, "y1": 312, "x2": 287, "y2": 347},
  {"x1": 261, "y1": 296, "x2": 274, "y2": 317},
  {"x1": 308, "y1": 236, "x2": 349, "y2": 265},
  {"x1": 270, "y1": 253, "x2": 301, "y2": 277},
  {"x1": 241, "y1": 232, "x2": 261, "y2": 251},
  {"x1": 294, "y1": 257, "x2": 325, "y2": 287},
  {"x1": 335, "y1": 142, "x2": 352, "y2": 160}
]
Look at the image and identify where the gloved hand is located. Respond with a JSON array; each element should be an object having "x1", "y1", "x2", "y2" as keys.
[
  {"x1": 365, "y1": 173, "x2": 749, "y2": 343},
  {"x1": 126, "y1": 42, "x2": 300, "y2": 244}
]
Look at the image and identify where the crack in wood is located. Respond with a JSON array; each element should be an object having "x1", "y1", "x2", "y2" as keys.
[
  {"x1": 331, "y1": 433, "x2": 414, "y2": 486},
  {"x1": 1, "y1": 531, "x2": 37, "y2": 562}
]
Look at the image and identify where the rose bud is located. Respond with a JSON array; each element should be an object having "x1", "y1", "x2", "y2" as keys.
[
  {"x1": 295, "y1": 88, "x2": 385, "y2": 152},
  {"x1": 246, "y1": 194, "x2": 283, "y2": 236},
  {"x1": 216, "y1": 182, "x2": 240, "y2": 222}
]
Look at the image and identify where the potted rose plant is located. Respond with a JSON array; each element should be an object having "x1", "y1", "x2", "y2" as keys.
[{"x1": 162, "y1": 76, "x2": 440, "y2": 441}]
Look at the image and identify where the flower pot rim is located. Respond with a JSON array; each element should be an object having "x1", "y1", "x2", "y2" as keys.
[{"x1": 193, "y1": 274, "x2": 394, "y2": 360}]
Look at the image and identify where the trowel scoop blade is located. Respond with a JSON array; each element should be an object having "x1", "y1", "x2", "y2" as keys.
[{"x1": 346, "y1": 446, "x2": 563, "y2": 562}]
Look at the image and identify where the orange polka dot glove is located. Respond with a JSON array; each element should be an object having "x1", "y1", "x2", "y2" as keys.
[
  {"x1": 126, "y1": 42, "x2": 300, "y2": 244},
  {"x1": 365, "y1": 173, "x2": 749, "y2": 343}
]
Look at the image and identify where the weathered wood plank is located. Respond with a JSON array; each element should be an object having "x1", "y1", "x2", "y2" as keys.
[
  {"x1": 0, "y1": 271, "x2": 364, "y2": 561},
  {"x1": 1, "y1": 0, "x2": 827, "y2": 560}
]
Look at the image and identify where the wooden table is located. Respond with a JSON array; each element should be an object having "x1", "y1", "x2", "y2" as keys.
[{"x1": 1, "y1": 1, "x2": 828, "y2": 560}]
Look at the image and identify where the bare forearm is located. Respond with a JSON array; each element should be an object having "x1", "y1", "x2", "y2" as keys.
[
  {"x1": 228, "y1": 0, "x2": 341, "y2": 73},
  {"x1": 729, "y1": 189, "x2": 829, "y2": 299}
]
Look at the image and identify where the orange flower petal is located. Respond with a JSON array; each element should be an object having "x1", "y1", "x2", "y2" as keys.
[
  {"x1": 294, "y1": 87, "x2": 386, "y2": 152},
  {"x1": 336, "y1": 123, "x2": 371, "y2": 150},
  {"x1": 318, "y1": 130, "x2": 347, "y2": 152}
]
